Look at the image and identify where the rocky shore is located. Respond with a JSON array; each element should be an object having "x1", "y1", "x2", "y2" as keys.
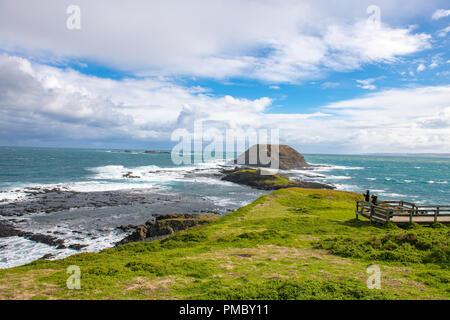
[
  {"x1": 116, "y1": 213, "x2": 218, "y2": 245},
  {"x1": 0, "y1": 186, "x2": 234, "y2": 262},
  {"x1": 0, "y1": 220, "x2": 86, "y2": 251}
]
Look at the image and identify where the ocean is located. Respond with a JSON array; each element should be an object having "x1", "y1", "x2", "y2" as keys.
[{"x1": 0, "y1": 146, "x2": 449, "y2": 269}]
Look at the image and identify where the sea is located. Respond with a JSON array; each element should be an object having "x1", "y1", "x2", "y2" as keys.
[{"x1": 0, "y1": 146, "x2": 449, "y2": 269}]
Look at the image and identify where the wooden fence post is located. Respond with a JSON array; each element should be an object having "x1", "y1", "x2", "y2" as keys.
[
  {"x1": 409, "y1": 207, "x2": 413, "y2": 224},
  {"x1": 434, "y1": 207, "x2": 439, "y2": 223},
  {"x1": 370, "y1": 203, "x2": 374, "y2": 223}
]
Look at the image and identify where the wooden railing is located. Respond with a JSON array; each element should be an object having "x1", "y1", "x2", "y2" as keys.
[{"x1": 355, "y1": 200, "x2": 450, "y2": 225}]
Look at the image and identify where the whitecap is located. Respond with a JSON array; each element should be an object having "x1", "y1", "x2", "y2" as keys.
[
  {"x1": 333, "y1": 184, "x2": 359, "y2": 191},
  {"x1": 378, "y1": 192, "x2": 407, "y2": 198},
  {"x1": 325, "y1": 175, "x2": 352, "y2": 180}
]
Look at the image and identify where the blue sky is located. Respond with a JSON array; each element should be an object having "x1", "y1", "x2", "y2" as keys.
[{"x1": 0, "y1": 0, "x2": 449, "y2": 153}]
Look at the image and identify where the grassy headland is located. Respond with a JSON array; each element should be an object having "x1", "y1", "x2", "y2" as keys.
[{"x1": 0, "y1": 188, "x2": 448, "y2": 300}]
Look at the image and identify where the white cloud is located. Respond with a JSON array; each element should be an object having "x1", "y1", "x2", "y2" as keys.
[
  {"x1": 321, "y1": 82, "x2": 340, "y2": 89},
  {"x1": 437, "y1": 25, "x2": 450, "y2": 37},
  {"x1": 417, "y1": 63, "x2": 427, "y2": 72},
  {"x1": 432, "y1": 9, "x2": 450, "y2": 20},
  {"x1": 323, "y1": 22, "x2": 430, "y2": 69},
  {"x1": 356, "y1": 78, "x2": 377, "y2": 90},
  {"x1": 419, "y1": 107, "x2": 450, "y2": 128},
  {"x1": 1, "y1": 54, "x2": 449, "y2": 153},
  {"x1": 0, "y1": 0, "x2": 432, "y2": 84},
  {"x1": 0, "y1": 54, "x2": 272, "y2": 143}
]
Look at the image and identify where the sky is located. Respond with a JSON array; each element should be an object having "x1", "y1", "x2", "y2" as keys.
[{"x1": 0, "y1": 0, "x2": 449, "y2": 154}]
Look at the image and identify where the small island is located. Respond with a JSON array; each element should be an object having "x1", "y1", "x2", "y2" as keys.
[
  {"x1": 234, "y1": 144, "x2": 310, "y2": 170},
  {"x1": 222, "y1": 167, "x2": 334, "y2": 190},
  {"x1": 224, "y1": 144, "x2": 334, "y2": 190}
]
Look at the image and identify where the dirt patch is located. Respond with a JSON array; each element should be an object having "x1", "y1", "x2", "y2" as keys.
[
  {"x1": 120, "y1": 276, "x2": 186, "y2": 297},
  {"x1": 0, "y1": 269, "x2": 59, "y2": 300}
]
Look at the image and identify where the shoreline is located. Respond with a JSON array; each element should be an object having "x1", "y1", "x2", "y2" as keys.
[
  {"x1": 0, "y1": 186, "x2": 241, "y2": 269},
  {"x1": 0, "y1": 170, "x2": 332, "y2": 268},
  {"x1": 0, "y1": 162, "x2": 338, "y2": 269}
]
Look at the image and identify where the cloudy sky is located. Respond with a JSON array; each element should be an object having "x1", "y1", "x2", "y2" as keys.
[{"x1": 0, "y1": 0, "x2": 449, "y2": 153}]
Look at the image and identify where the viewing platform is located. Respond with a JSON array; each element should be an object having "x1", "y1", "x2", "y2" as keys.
[{"x1": 355, "y1": 200, "x2": 450, "y2": 225}]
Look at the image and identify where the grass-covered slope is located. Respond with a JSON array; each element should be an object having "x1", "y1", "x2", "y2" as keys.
[{"x1": 0, "y1": 188, "x2": 448, "y2": 300}]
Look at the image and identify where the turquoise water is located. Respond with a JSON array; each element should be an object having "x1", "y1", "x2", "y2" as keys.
[
  {"x1": 0, "y1": 147, "x2": 448, "y2": 205},
  {"x1": 304, "y1": 154, "x2": 449, "y2": 205}
]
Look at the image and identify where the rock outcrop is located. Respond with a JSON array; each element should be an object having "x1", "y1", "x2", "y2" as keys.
[
  {"x1": 235, "y1": 144, "x2": 309, "y2": 170},
  {"x1": 117, "y1": 213, "x2": 217, "y2": 245}
]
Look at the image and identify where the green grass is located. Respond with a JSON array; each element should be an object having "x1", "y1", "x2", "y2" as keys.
[
  {"x1": 0, "y1": 188, "x2": 448, "y2": 300},
  {"x1": 229, "y1": 168, "x2": 300, "y2": 187}
]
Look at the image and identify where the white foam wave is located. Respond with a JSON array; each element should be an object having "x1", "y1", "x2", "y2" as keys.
[
  {"x1": 310, "y1": 164, "x2": 364, "y2": 171},
  {"x1": 0, "y1": 236, "x2": 73, "y2": 269},
  {"x1": 378, "y1": 192, "x2": 407, "y2": 198},
  {"x1": 86, "y1": 161, "x2": 227, "y2": 184},
  {"x1": 0, "y1": 161, "x2": 232, "y2": 204},
  {"x1": 204, "y1": 196, "x2": 242, "y2": 207},
  {"x1": 288, "y1": 169, "x2": 327, "y2": 178},
  {"x1": 0, "y1": 227, "x2": 126, "y2": 269},
  {"x1": 325, "y1": 175, "x2": 352, "y2": 180},
  {"x1": 0, "y1": 189, "x2": 28, "y2": 203},
  {"x1": 0, "y1": 180, "x2": 166, "y2": 204},
  {"x1": 333, "y1": 184, "x2": 359, "y2": 191}
]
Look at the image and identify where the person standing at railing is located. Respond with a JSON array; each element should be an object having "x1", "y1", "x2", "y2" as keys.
[
  {"x1": 371, "y1": 194, "x2": 378, "y2": 205},
  {"x1": 363, "y1": 190, "x2": 370, "y2": 202}
]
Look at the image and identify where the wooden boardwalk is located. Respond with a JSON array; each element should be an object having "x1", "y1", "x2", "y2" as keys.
[{"x1": 355, "y1": 200, "x2": 450, "y2": 225}]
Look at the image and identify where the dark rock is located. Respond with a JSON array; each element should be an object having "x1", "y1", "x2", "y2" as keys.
[
  {"x1": 68, "y1": 243, "x2": 88, "y2": 251},
  {"x1": 0, "y1": 221, "x2": 19, "y2": 238},
  {"x1": 0, "y1": 189, "x2": 178, "y2": 217},
  {"x1": 17, "y1": 231, "x2": 66, "y2": 249},
  {"x1": 123, "y1": 172, "x2": 141, "y2": 179},
  {"x1": 39, "y1": 253, "x2": 55, "y2": 260},
  {"x1": 116, "y1": 213, "x2": 217, "y2": 246}
]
